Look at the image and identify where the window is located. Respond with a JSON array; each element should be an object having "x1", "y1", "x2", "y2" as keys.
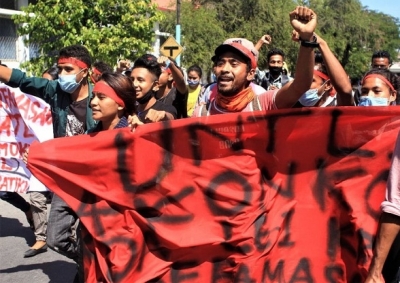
[
  {"x1": 0, "y1": 0, "x2": 17, "y2": 10},
  {"x1": 0, "y1": 19, "x2": 17, "y2": 60}
]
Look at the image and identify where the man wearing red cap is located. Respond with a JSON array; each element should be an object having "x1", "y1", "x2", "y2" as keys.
[
  {"x1": 0, "y1": 44, "x2": 95, "y2": 282},
  {"x1": 193, "y1": 6, "x2": 318, "y2": 116}
]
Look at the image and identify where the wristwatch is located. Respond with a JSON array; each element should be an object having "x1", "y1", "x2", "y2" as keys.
[{"x1": 300, "y1": 34, "x2": 319, "y2": 48}]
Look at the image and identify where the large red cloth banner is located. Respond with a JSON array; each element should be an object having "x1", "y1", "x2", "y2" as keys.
[{"x1": 28, "y1": 107, "x2": 400, "y2": 282}]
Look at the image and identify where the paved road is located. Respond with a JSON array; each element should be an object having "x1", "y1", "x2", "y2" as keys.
[{"x1": 0, "y1": 194, "x2": 76, "y2": 283}]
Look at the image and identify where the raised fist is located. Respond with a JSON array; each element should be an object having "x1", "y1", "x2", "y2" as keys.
[{"x1": 289, "y1": 6, "x2": 317, "y2": 41}]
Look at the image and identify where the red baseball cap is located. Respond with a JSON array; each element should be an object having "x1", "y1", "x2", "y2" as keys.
[{"x1": 212, "y1": 38, "x2": 258, "y2": 69}]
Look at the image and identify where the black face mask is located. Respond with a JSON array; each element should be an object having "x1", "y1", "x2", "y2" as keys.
[
  {"x1": 136, "y1": 90, "x2": 154, "y2": 104},
  {"x1": 269, "y1": 67, "x2": 283, "y2": 75}
]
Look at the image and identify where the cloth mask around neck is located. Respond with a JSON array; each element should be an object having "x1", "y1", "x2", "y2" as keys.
[
  {"x1": 137, "y1": 90, "x2": 155, "y2": 104},
  {"x1": 215, "y1": 86, "x2": 255, "y2": 112},
  {"x1": 58, "y1": 68, "x2": 86, "y2": 94}
]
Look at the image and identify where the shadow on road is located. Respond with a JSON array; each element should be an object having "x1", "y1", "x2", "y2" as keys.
[
  {"x1": 0, "y1": 260, "x2": 76, "y2": 283},
  {"x1": 0, "y1": 216, "x2": 35, "y2": 245}
]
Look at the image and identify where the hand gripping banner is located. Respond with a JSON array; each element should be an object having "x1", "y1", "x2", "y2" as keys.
[{"x1": 28, "y1": 107, "x2": 400, "y2": 282}]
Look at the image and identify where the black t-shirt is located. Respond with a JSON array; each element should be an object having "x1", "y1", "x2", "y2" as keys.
[
  {"x1": 65, "y1": 97, "x2": 88, "y2": 136},
  {"x1": 138, "y1": 100, "x2": 177, "y2": 124},
  {"x1": 158, "y1": 87, "x2": 188, "y2": 119}
]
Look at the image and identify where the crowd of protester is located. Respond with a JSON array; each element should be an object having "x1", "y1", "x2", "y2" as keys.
[{"x1": 1, "y1": 5, "x2": 400, "y2": 283}]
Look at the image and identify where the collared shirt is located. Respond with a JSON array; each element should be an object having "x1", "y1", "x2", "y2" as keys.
[{"x1": 254, "y1": 68, "x2": 293, "y2": 90}]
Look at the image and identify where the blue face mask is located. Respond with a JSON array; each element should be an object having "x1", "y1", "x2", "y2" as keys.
[
  {"x1": 298, "y1": 80, "x2": 330, "y2": 107},
  {"x1": 358, "y1": 96, "x2": 389, "y2": 106},
  {"x1": 187, "y1": 79, "x2": 200, "y2": 86},
  {"x1": 298, "y1": 88, "x2": 321, "y2": 107},
  {"x1": 58, "y1": 69, "x2": 86, "y2": 94}
]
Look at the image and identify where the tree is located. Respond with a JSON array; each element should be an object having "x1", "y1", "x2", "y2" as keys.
[
  {"x1": 12, "y1": 0, "x2": 164, "y2": 75},
  {"x1": 310, "y1": 0, "x2": 400, "y2": 78},
  {"x1": 179, "y1": 0, "x2": 400, "y2": 80},
  {"x1": 364, "y1": 10, "x2": 400, "y2": 62},
  {"x1": 160, "y1": 1, "x2": 226, "y2": 79}
]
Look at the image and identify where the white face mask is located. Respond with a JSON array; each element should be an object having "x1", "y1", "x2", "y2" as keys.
[{"x1": 358, "y1": 96, "x2": 389, "y2": 106}]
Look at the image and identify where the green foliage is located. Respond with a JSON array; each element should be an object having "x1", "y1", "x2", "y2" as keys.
[
  {"x1": 160, "y1": 2, "x2": 226, "y2": 78},
  {"x1": 13, "y1": 0, "x2": 400, "y2": 79},
  {"x1": 185, "y1": 0, "x2": 400, "y2": 79},
  {"x1": 12, "y1": 0, "x2": 164, "y2": 76},
  {"x1": 312, "y1": 0, "x2": 400, "y2": 78}
]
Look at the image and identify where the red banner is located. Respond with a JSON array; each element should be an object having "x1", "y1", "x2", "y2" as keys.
[{"x1": 28, "y1": 107, "x2": 400, "y2": 282}]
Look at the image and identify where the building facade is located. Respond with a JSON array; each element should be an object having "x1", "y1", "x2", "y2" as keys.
[
  {"x1": 0, "y1": 0, "x2": 175, "y2": 68},
  {"x1": 0, "y1": 0, "x2": 39, "y2": 68}
]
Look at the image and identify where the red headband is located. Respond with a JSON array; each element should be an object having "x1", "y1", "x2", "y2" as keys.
[
  {"x1": 58, "y1": 57, "x2": 88, "y2": 69},
  {"x1": 161, "y1": 66, "x2": 172, "y2": 74},
  {"x1": 92, "y1": 67, "x2": 101, "y2": 76},
  {"x1": 92, "y1": 81, "x2": 125, "y2": 107},
  {"x1": 362, "y1": 74, "x2": 395, "y2": 92},
  {"x1": 314, "y1": 70, "x2": 329, "y2": 81}
]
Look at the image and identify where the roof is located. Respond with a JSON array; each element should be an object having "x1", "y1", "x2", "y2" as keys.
[{"x1": 152, "y1": 0, "x2": 176, "y2": 11}]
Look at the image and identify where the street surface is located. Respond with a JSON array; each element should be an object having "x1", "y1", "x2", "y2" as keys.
[{"x1": 0, "y1": 194, "x2": 75, "y2": 283}]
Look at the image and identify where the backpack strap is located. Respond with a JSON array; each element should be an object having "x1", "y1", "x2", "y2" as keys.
[
  {"x1": 260, "y1": 76, "x2": 270, "y2": 90},
  {"x1": 281, "y1": 75, "x2": 290, "y2": 86},
  {"x1": 252, "y1": 95, "x2": 261, "y2": 111},
  {"x1": 200, "y1": 101, "x2": 210, "y2": 117}
]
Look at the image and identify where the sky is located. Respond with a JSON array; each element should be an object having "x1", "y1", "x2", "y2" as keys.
[{"x1": 359, "y1": 0, "x2": 400, "y2": 20}]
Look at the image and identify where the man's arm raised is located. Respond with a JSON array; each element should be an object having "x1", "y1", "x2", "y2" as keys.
[{"x1": 275, "y1": 6, "x2": 317, "y2": 109}]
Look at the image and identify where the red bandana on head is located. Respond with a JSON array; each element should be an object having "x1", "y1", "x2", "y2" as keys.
[
  {"x1": 93, "y1": 81, "x2": 125, "y2": 107},
  {"x1": 362, "y1": 74, "x2": 396, "y2": 92},
  {"x1": 58, "y1": 57, "x2": 88, "y2": 69}
]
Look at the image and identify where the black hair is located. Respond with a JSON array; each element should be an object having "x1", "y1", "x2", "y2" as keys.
[
  {"x1": 362, "y1": 69, "x2": 400, "y2": 104},
  {"x1": 132, "y1": 54, "x2": 161, "y2": 80},
  {"x1": 58, "y1": 45, "x2": 92, "y2": 68},
  {"x1": 0, "y1": 60, "x2": 7, "y2": 67},
  {"x1": 371, "y1": 50, "x2": 392, "y2": 64},
  {"x1": 97, "y1": 72, "x2": 136, "y2": 116},
  {"x1": 312, "y1": 51, "x2": 331, "y2": 83},
  {"x1": 187, "y1": 64, "x2": 202, "y2": 78},
  {"x1": 267, "y1": 48, "x2": 285, "y2": 62},
  {"x1": 93, "y1": 60, "x2": 113, "y2": 74},
  {"x1": 314, "y1": 51, "x2": 324, "y2": 65},
  {"x1": 42, "y1": 64, "x2": 59, "y2": 80}
]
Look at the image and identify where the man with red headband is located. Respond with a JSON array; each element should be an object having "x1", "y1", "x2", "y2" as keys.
[
  {"x1": 0, "y1": 44, "x2": 95, "y2": 283},
  {"x1": 192, "y1": 6, "x2": 318, "y2": 117},
  {"x1": 293, "y1": 32, "x2": 353, "y2": 107},
  {"x1": 90, "y1": 60, "x2": 113, "y2": 84}
]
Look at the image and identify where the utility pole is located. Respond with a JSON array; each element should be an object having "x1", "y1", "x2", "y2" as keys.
[{"x1": 176, "y1": 0, "x2": 181, "y2": 66}]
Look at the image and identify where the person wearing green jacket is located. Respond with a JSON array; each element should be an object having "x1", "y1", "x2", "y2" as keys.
[{"x1": 0, "y1": 44, "x2": 95, "y2": 283}]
